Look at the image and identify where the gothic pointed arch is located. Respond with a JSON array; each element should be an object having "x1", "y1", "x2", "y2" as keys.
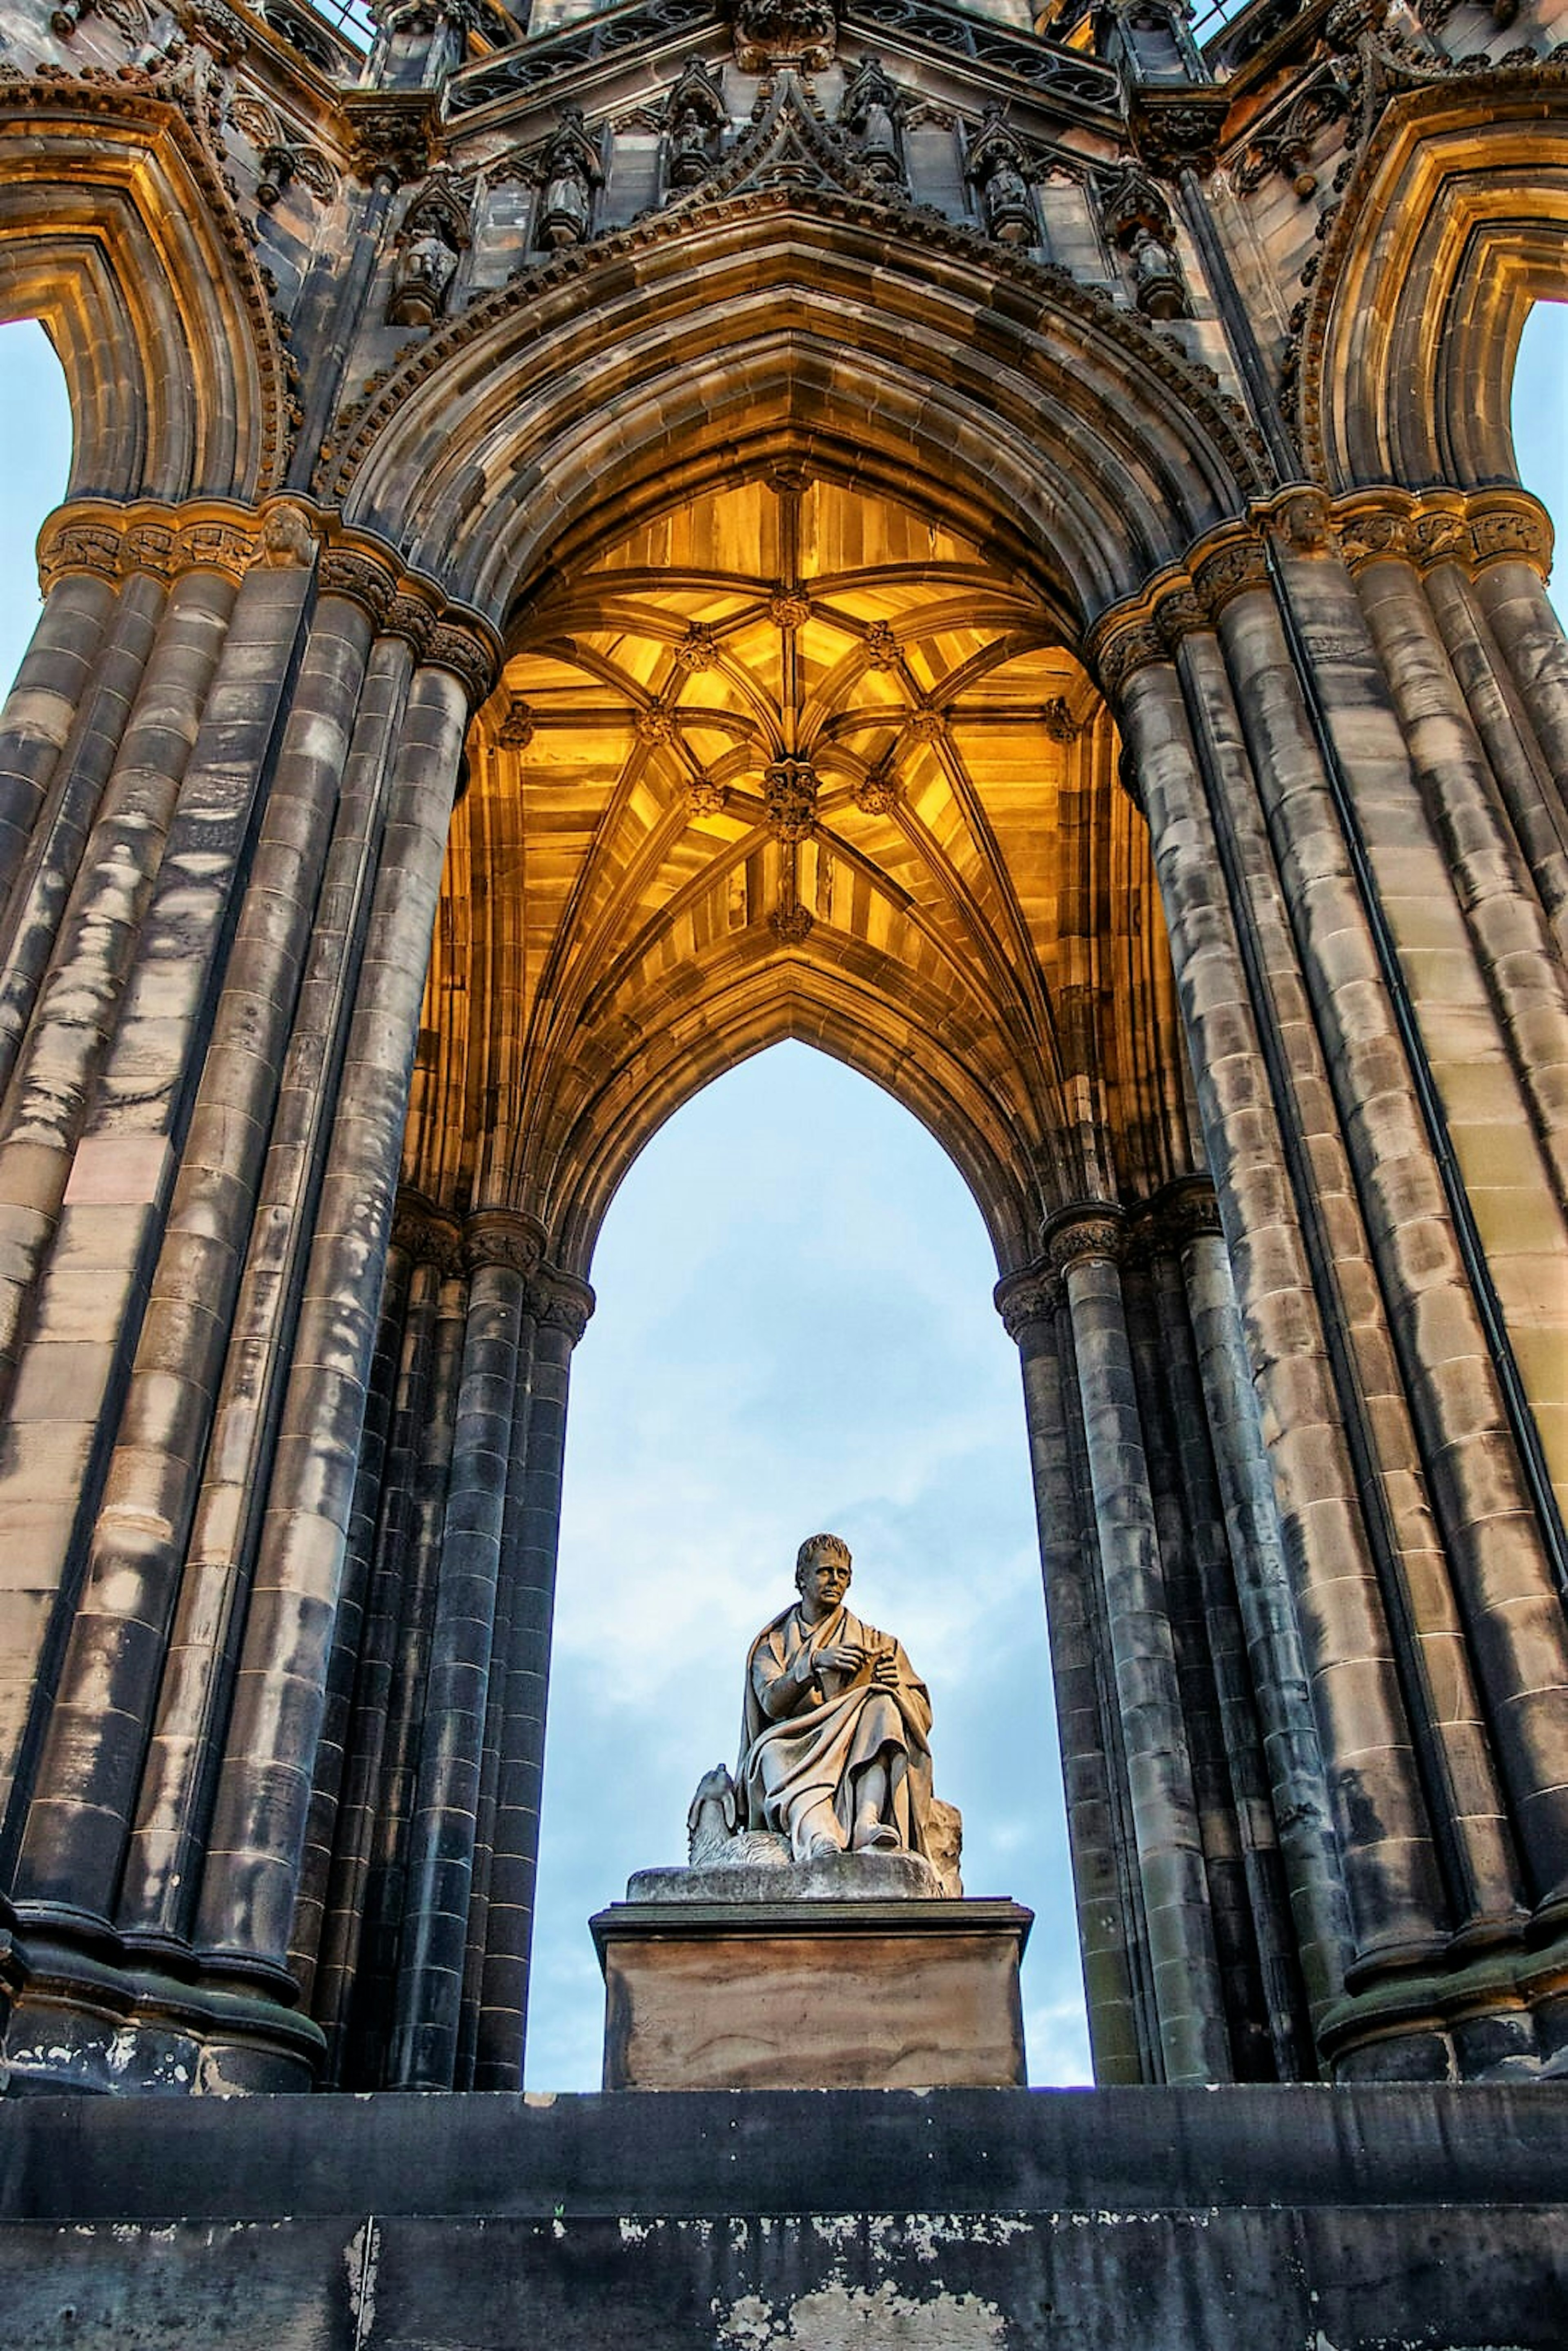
[
  {"x1": 0, "y1": 72, "x2": 291, "y2": 501},
  {"x1": 1298, "y1": 62, "x2": 1568, "y2": 491},
  {"x1": 324, "y1": 168, "x2": 1269, "y2": 628}
]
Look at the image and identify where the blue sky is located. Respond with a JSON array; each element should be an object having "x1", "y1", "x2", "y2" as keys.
[{"x1": 0, "y1": 296, "x2": 1563, "y2": 2090}]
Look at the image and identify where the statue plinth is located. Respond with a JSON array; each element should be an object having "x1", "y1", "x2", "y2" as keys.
[{"x1": 591, "y1": 1865, "x2": 1032, "y2": 2091}]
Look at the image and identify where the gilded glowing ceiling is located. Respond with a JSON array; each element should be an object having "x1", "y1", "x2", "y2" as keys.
[{"x1": 410, "y1": 475, "x2": 1192, "y2": 1266}]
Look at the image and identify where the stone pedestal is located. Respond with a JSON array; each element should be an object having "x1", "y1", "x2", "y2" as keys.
[{"x1": 590, "y1": 1859, "x2": 1031, "y2": 2090}]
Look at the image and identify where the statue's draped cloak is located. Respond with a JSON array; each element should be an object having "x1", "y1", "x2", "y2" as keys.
[{"x1": 738, "y1": 1602, "x2": 935, "y2": 1859}]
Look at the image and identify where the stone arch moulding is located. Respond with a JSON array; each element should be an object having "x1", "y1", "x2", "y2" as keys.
[
  {"x1": 1300, "y1": 67, "x2": 1568, "y2": 492},
  {"x1": 0, "y1": 76, "x2": 290, "y2": 502},
  {"x1": 324, "y1": 189, "x2": 1270, "y2": 630}
]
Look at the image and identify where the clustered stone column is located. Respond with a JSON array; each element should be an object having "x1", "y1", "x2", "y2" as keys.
[
  {"x1": 0, "y1": 496, "x2": 500, "y2": 2093},
  {"x1": 287, "y1": 1194, "x2": 591, "y2": 2094},
  {"x1": 999, "y1": 1179, "x2": 1331, "y2": 2085},
  {"x1": 1091, "y1": 481, "x2": 1568, "y2": 2081}
]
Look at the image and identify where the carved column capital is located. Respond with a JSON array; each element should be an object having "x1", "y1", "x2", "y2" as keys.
[
  {"x1": 1091, "y1": 615, "x2": 1168, "y2": 704},
  {"x1": 1465, "y1": 489, "x2": 1553, "y2": 582},
  {"x1": 526, "y1": 1262, "x2": 596, "y2": 1344},
  {"x1": 1255, "y1": 485, "x2": 1336, "y2": 554},
  {"x1": 1193, "y1": 532, "x2": 1271, "y2": 620},
  {"x1": 1044, "y1": 1203, "x2": 1127, "y2": 1276},
  {"x1": 426, "y1": 617, "x2": 501, "y2": 709},
  {"x1": 462, "y1": 1207, "x2": 546, "y2": 1280},
  {"x1": 391, "y1": 1190, "x2": 465, "y2": 1278},
  {"x1": 994, "y1": 1261, "x2": 1062, "y2": 1342},
  {"x1": 36, "y1": 507, "x2": 126, "y2": 592},
  {"x1": 1334, "y1": 494, "x2": 1411, "y2": 575},
  {"x1": 319, "y1": 543, "x2": 399, "y2": 626},
  {"x1": 383, "y1": 592, "x2": 437, "y2": 659},
  {"x1": 1139, "y1": 1176, "x2": 1224, "y2": 1256}
]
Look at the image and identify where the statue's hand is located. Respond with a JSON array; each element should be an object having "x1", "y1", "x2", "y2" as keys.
[
  {"x1": 813, "y1": 1641, "x2": 866, "y2": 1678},
  {"x1": 869, "y1": 1649, "x2": 900, "y2": 1688}
]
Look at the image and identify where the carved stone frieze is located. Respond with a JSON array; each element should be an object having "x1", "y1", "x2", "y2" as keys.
[
  {"x1": 1334, "y1": 501, "x2": 1408, "y2": 571},
  {"x1": 384, "y1": 592, "x2": 437, "y2": 659},
  {"x1": 36, "y1": 517, "x2": 125, "y2": 591}
]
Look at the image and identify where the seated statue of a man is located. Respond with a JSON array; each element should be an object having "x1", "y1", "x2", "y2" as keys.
[{"x1": 738, "y1": 1532, "x2": 935, "y2": 1863}]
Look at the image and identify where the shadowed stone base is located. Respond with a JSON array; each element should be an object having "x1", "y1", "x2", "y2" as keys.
[
  {"x1": 591, "y1": 1895, "x2": 1031, "y2": 2090},
  {"x1": 2, "y1": 2086, "x2": 1568, "y2": 2349}
]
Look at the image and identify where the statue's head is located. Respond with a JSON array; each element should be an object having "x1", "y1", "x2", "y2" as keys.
[{"x1": 794, "y1": 1532, "x2": 852, "y2": 1594}]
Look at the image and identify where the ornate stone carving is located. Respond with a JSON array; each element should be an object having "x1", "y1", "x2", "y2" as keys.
[
  {"x1": 853, "y1": 763, "x2": 900, "y2": 815},
  {"x1": 1335, "y1": 504, "x2": 1408, "y2": 572},
  {"x1": 1231, "y1": 71, "x2": 1353, "y2": 202},
  {"x1": 389, "y1": 170, "x2": 472, "y2": 329},
  {"x1": 862, "y1": 620, "x2": 900, "y2": 670},
  {"x1": 1469, "y1": 501, "x2": 1552, "y2": 572},
  {"x1": 1040, "y1": 697, "x2": 1080, "y2": 744},
  {"x1": 123, "y1": 521, "x2": 178, "y2": 582},
  {"x1": 392, "y1": 1194, "x2": 465, "y2": 1279},
  {"x1": 37, "y1": 515, "x2": 124, "y2": 590},
  {"x1": 534, "y1": 108, "x2": 603, "y2": 251},
  {"x1": 964, "y1": 107, "x2": 1036, "y2": 247},
  {"x1": 384, "y1": 592, "x2": 437, "y2": 659},
  {"x1": 1094, "y1": 620, "x2": 1165, "y2": 700},
  {"x1": 635, "y1": 701, "x2": 679, "y2": 746},
  {"x1": 769, "y1": 588, "x2": 813, "y2": 630},
  {"x1": 1408, "y1": 510, "x2": 1472, "y2": 572},
  {"x1": 1194, "y1": 537, "x2": 1270, "y2": 618},
  {"x1": 905, "y1": 705, "x2": 947, "y2": 743},
  {"x1": 176, "y1": 516, "x2": 259, "y2": 582},
  {"x1": 319, "y1": 545, "x2": 398, "y2": 622},
  {"x1": 463, "y1": 1208, "x2": 546, "y2": 1280},
  {"x1": 1122, "y1": 87, "x2": 1231, "y2": 180},
  {"x1": 1156, "y1": 590, "x2": 1204, "y2": 655},
  {"x1": 993, "y1": 1262, "x2": 1060, "y2": 1340},
  {"x1": 840, "y1": 58, "x2": 904, "y2": 188},
  {"x1": 527, "y1": 1263, "x2": 595, "y2": 1342},
  {"x1": 729, "y1": 0, "x2": 838, "y2": 72},
  {"x1": 229, "y1": 96, "x2": 336, "y2": 210},
  {"x1": 1046, "y1": 1207, "x2": 1125, "y2": 1273},
  {"x1": 1097, "y1": 162, "x2": 1188, "y2": 321},
  {"x1": 1145, "y1": 1177, "x2": 1223, "y2": 1251},
  {"x1": 664, "y1": 58, "x2": 727, "y2": 193},
  {"x1": 685, "y1": 773, "x2": 728, "y2": 817},
  {"x1": 254, "y1": 504, "x2": 318, "y2": 570},
  {"x1": 770, "y1": 901, "x2": 815, "y2": 942},
  {"x1": 427, "y1": 620, "x2": 499, "y2": 707},
  {"x1": 675, "y1": 623, "x2": 719, "y2": 672},
  {"x1": 341, "y1": 91, "x2": 441, "y2": 187},
  {"x1": 1267, "y1": 486, "x2": 1335, "y2": 553},
  {"x1": 497, "y1": 695, "x2": 535, "y2": 748},
  {"x1": 764, "y1": 758, "x2": 819, "y2": 840}
]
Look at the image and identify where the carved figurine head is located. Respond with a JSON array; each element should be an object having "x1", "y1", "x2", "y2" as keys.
[{"x1": 794, "y1": 1531, "x2": 853, "y2": 1605}]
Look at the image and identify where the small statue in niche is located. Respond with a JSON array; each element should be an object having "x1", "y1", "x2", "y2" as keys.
[
  {"x1": 535, "y1": 107, "x2": 603, "y2": 251},
  {"x1": 840, "y1": 57, "x2": 903, "y2": 188},
  {"x1": 964, "y1": 107, "x2": 1037, "y2": 247},
  {"x1": 664, "y1": 57, "x2": 727, "y2": 194},
  {"x1": 1097, "y1": 159, "x2": 1190, "y2": 321},
  {"x1": 387, "y1": 171, "x2": 471, "y2": 328}
]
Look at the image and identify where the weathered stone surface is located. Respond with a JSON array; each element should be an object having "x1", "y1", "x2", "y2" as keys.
[{"x1": 594, "y1": 1898, "x2": 1031, "y2": 2089}]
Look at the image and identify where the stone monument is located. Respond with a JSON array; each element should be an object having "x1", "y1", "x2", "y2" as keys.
[{"x1": 591, "y1": 1534, "x2": 1032, "y2": 2090}]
